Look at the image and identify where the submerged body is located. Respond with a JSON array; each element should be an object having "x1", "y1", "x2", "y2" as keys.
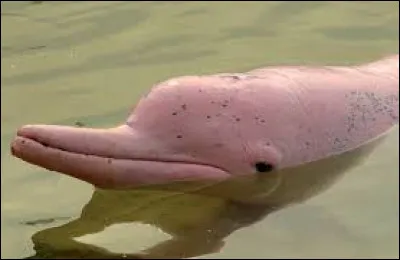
[{"x1": 10, "y1": 54, "x2": 399, "y2": 204}]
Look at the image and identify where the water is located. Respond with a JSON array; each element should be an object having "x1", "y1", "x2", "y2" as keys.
[{"x1": 1, "y1": 1, "x2": 399, "y2": 258}]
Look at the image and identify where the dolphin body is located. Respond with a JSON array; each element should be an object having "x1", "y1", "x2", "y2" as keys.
[{"x1": 11, "y1": 54, "x2": 399, "y2": 205}]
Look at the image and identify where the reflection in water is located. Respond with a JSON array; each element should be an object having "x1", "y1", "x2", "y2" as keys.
[
  {"x1": 26, "y1": 190, "x2": 270, "y2": 259},
  {"x1": 24, "y1": 135, "x2": 385, "y2": 259}
]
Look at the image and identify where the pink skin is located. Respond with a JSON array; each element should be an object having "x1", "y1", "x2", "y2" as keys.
[{"x1": 11, "y1": 55, "x2": 399, "y2": 190}]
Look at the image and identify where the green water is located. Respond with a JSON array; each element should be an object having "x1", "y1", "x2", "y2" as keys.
[{"x1": 1, "y1": 1, "x2": 399, "y2": 259}]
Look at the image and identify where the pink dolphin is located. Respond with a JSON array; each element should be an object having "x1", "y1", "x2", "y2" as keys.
[{"x1": 10, "y1": 55, "x2": 399, "y2": 194}]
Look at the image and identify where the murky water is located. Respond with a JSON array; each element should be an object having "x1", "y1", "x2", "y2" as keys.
[{"x1": 1, "y1": 1, "x2": 399, "y2": 259}]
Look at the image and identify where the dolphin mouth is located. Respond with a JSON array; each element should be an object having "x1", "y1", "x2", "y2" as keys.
[{"x1": 11, "y1": 125, "x2": 230, "y2": 189}]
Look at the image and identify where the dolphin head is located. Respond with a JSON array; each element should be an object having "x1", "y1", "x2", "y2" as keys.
[{"x1": 11, "y1": 75, "x2": 285, "y2": 191}]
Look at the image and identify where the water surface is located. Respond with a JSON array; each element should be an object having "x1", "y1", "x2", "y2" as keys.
[{"x1": 1, "y1": 1, "x2": 399, "y2": 258}]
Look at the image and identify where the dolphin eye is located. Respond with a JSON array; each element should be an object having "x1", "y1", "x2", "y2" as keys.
[{"x1": 254, "y1": 162, "x2": 274, "y2": 173}]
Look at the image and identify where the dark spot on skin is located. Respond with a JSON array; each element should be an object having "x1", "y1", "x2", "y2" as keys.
[
  {"x1": 235, "y1": 118, "x2": 241, "y2": 122},
  {"x1": 172, "y1": 112, "x2": 178, "y2": 116},
  {"x1": 75, "y1": 121, "x2": 85, "y2": 127},
  {"x1": 332, "y1": 137, "x2": 349, "y2": 151},
  {"x1": 21, "y1": 140, "x2": 25, "y2": 144},
  {"x1": 305, "y1": 141, "x2": 310, "y2": 146},
  {"x1": 254, "y1": 162, "x2": 274, "y2": 173},
  {"x1": 221, "y1": 104, "x2": 228, "y2": 108},
  {"x1": 211, "y1": 101, "x2": 215, "y2": 104},
  {"x1": 198, "y1": 89, "x2": 202, "y2": 92},
  {"x1": 265, "y1": 142, "x2": 271, "y2": 146},
  {"x1": 255, "y1": 117, "x2": 266, "y2": 124},
  {"x1": 206, "y1": 115, "x2": 211, "y2": 119},
  {"x1": 181, "y1": 104, "x2": 187, "y2": 110},
  {"x1": 107, "y1": 159, "x2": 112, "y2": 164},
  {"x1": 176, "y1": 135, "x2": 183, "y2": 139},
  {"x1": 214, "y1": 143, "x2": 224, "y2": 148}
]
